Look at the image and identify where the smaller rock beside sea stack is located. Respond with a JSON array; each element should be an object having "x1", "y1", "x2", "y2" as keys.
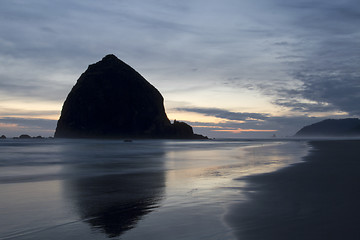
[{"x1": 55, "y1": 54, "x2": 206, "y2": 139}]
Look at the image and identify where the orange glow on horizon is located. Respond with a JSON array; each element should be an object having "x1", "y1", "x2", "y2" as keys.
[
  {"x1": 192, "y1": 125, "x2": 221, "y2": 129},
  {"x1": 0, "y1": 122, "x2": 20, "y2": 128},
  {"x1": 167, "y1": 111, "x2": 226, "y2": 124},
  {"x1": 213, "y1": 128, "x2": 277, "y2": 133},
  {"x1": 0, "y1": 99, "x2": 61, "y2": 120}
]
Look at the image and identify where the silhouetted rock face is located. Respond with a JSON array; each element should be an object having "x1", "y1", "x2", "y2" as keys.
[
  {"x1": 295, "y1": 118, "x2": 360, "y2": 137},
  {"x1": 55, "y1": 54, "x2": 206, "y2": 139}
]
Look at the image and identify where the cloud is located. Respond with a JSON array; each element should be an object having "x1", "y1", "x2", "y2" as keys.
[
  {"x1": 272, "y1": 98, "x2": 337, "y2": 113},
  {"x1": 180, "y1": 107, "x2": 344, "y2": 137},
  {"x1": 278, "y1": 0, "x2": 360, "y2": 35},
  {"x1": 0, "y1": 0, "x2": 359, "y2": 137},
  {"x1": 177, "y1": 107, "x2": 269, "y2": 121},
  {"x1": 176, "y1": 107, "x2": 322, "y2": 137},
  {"x1": 0, "y1": 117, "x2": 57, "y2": 130},
  {"x1": 236, "y1": 0, "x2": 360, "y2": 117},
  {"x1": 0, "y1": 107, "x2": 60, "y2": 117},
  {"x1": 280, "y1": 37, "x2": 360, "y2": 116}
]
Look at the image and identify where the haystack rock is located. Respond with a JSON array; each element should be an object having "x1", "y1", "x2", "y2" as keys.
[{"x1": 55, "y1": 54, "x2": 206, "y2": 139}]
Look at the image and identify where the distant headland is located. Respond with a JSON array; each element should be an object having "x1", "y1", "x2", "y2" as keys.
[
  {"x1": 0, "y1": 134, "x2": 52, "y2": 139},
  {"x1": 295, "y1": 118, "x2": 360, "y2": 137},
  {"x1": 55, "y1": 54, "x2": 206, "y2": 139}
]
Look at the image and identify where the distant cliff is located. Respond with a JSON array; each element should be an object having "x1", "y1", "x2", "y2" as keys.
[
  {"x1": 295, "y1": 118, "x2": 360, "y2": 137},
  {"x1": 55, "y1": 54, "x2": 206, "y2": 139}
]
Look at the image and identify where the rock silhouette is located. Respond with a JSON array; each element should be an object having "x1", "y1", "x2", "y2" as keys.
[
  {"x1": 55, "y1": 54, "x2": 206, "y2": 139},
  {"x1": 295, "y1": 118, "x2": 360, "y2": 137},
  {"x1": 19, "y1": 134, "x2": 31, "y2": 139}
]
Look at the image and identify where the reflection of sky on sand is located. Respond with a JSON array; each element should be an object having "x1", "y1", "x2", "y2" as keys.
[
  {"x1": 0, "y1": 180, "x2": 78, "y2": 240},
  {"x1": 0, "y1": 139, "x2": 309, "y2": 240},
  {"x1": 165, "y1": 141, "x2": 308, "y2": 190},
  {"x1": 120, "y1": 141, "x2": 308, "y2": 240}
]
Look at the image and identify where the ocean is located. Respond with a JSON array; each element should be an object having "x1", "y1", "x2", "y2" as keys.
[{"x1": 0, "y1": 138, "x2": 333, "y2": 239}]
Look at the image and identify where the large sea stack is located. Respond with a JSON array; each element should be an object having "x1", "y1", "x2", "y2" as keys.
[{"x1": 55, "y1": 54, "x2": 205, "y2": 139}]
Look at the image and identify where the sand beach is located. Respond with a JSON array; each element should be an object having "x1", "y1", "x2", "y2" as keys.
[
  {"x1": 227, "y1": 140, "x2": 360, "y2": 239},
  {"x1": 2, "y1": 139, "x2": 359, "y2": 239}
]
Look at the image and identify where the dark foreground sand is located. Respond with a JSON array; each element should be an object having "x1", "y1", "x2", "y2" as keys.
[{"x1": 227, "y1": 140, "x2": 360, "y2": 240}]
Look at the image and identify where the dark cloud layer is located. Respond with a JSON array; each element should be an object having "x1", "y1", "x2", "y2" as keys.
[
  {"x1": 177, "y1": 107, "x2": 269, "y2": 121},
  {"x1": 0, "y1": 0, "x2": 359, "y2": 137},
  {"x1": 0, "y1": 117, "x2": 57, "y2": 130},
  {"x1": 179, "y1": 107, "x2": 344, "y2": 137},
  {"x1": 270, "y1": 0, "x2": 360, "y2": 116}
]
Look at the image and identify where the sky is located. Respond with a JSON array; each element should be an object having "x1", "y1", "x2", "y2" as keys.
[{"x1": 0, "y1": 0, "x2": 359, "y2": 138}]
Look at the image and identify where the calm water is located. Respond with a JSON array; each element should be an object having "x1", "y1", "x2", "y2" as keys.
[{"x1": 0, "y1": 139, "x2": 308, "y2": 240}]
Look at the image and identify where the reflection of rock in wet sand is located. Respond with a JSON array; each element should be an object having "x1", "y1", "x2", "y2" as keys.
[
  {"x1": 67, "y1": 172, "x2": 165, "y2": 238},
  {"x1": 61, "y1": 141, "x2": 166, "y2": 238}
]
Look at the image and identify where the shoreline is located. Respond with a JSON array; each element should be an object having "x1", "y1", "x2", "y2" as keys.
[{"x1": 226, "y1": 140, "x2": 360, "y2": 239}]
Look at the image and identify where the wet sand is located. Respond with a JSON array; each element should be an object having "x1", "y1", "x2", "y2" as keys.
[{"x1": 227, "y1": 140, "x2": 360, "y2": 239}]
